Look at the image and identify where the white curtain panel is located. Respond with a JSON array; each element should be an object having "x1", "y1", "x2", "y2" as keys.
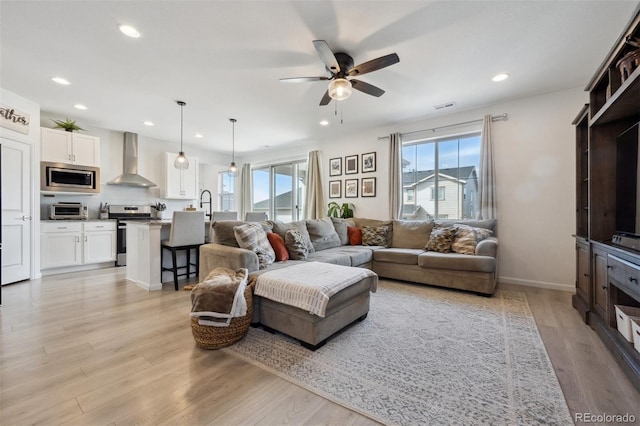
[
  {"x1": 478, "y1": 115, "x2": 497, "y2": 219},
  {"x1": 388, "y1": 133, "x2": 403, "y2": 219},
  {"x1": 304, "y1": 150, "x2": 324, "y2": 219},
  {"x1": 240, "y1": 163, "x2": 252, "y2": 220}
]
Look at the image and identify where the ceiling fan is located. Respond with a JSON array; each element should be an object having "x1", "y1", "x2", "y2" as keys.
[{"x1": 280, "y1": 40, "x2": 400, "y2": 105}]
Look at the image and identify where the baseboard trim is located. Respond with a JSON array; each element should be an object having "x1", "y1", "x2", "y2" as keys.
[{"x1": 498, "y1": 276, "x2": 575, "y2": 293}]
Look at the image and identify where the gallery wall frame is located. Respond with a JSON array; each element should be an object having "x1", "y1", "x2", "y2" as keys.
[
  {"x1": 361, "y1": 152, "x2": 376, "y2": 173},
  {"x1": 362, "y1": 177, "x2": 376, "y2": 197},
  {"x1": 329, "y1": 180, "x2": 342, "y2": 198},
  {"x1": 329, "y1": 157, "x2": 342, "y2": 176},
  {"x1": 345, "y1": 178, "x2": 358, "y2": 198},
  {"x1": 345, "y1": 155, "x2": 358, "y2": 174}
]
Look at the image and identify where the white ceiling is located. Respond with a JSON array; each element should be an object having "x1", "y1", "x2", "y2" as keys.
[{"x1": 1, "y1": 1, "x2": 638, "y2": 155}]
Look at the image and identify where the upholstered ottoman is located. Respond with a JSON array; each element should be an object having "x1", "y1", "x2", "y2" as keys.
[{"x1": 250, "y1": 262, "x2": 378, "y2": 350}]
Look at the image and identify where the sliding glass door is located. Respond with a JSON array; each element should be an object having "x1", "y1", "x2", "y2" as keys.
[{"x1": 252, "y1": 160, "x2": 306, "y2": 222}]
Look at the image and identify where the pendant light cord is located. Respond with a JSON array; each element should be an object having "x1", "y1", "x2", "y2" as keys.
[{"x1": 180, "y1": 103, "x2": 184, "y2": 152}]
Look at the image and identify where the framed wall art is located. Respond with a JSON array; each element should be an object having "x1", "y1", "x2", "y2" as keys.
[
  {"x1": 345, "y1": 155, "x2": 358, "y2": 174},
  {"x1": 329, "y1": 180, "x2": 342, "y2": 198},
  {"x1": 345, "y1": 179, "x2": 358, "y2": 198},
  {"x1": 362, "y1": 177, "x2": 376, "y2": 197},
  {"x1": 329, "y1": 157, "x2": 342, "y2": 176},
  {"x1": 361, "y1": 152, "x2": 376, "y2": 173}
]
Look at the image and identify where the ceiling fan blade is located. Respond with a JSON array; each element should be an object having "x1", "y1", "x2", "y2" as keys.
[
  {"x1": 313, "y1": 40, "x2": 340, "y2": 73},
  {"x1": 319, "y1": 90, "x2": 332, "y2": 106},
  {"x1": 351, "y1": 79, "x2": 385, "y2": 97},
  {"x1": 348, "y1": 53, "x2": 399, "y2": 76},
  {"x1": 280, "y1": 76, "x2": 329, "y2": 83}
]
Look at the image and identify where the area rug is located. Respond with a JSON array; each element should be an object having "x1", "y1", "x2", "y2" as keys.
[{"x1": 222, "y1": 280, "x2": 573, "y2": 425}]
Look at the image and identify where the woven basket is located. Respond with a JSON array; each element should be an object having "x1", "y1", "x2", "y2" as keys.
[{"x1": 191, "y1": 284, "x2": 253, "y2": 350}]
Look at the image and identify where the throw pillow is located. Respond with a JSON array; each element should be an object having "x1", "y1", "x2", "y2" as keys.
[
  {"x1": 284, "y1": 229, "x2": 309, "y2": 260},
  {"x1": 271, "y1": 220, "x2": 315, "y2": 254},
  {"x1": 233, "y1": 223, "x2": 275, "y2": 269},
  {"x1": 425, "y1": 225, "x2": 457, "y2": 253},
  {"x1": 451, "y1": 225, "x2": 494, "y2": 255},
  {"x1": 266, "y1": 232, "x2": 289, "y2": 261},
  {"x1": 362, "y1": 225, "x2": 390, "y2": 247},
  {"x1": 391, "y1": 219, "x2": 434, "y2": 249},
  {"x1": 347, "y1": 226, "x2": 362, "y2": 245}
]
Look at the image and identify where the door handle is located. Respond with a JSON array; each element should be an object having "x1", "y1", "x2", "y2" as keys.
[{"x1": 17, "y1": 216, "x2": 32, "y2": 221}]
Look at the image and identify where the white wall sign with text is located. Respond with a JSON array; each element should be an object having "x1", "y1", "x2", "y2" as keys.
[{"x1": 0, "y1": 104, "x2": 31, "y2": 135}]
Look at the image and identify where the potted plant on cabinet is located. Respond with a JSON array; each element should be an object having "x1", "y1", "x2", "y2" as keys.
[{"x1": 51, "y1": 118, "x2": 84, "y2": 132}]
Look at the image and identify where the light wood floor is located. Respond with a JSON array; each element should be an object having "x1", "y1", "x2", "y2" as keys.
[{"x1": 1, "y1": 268, "x2": 638, "y2": 426}]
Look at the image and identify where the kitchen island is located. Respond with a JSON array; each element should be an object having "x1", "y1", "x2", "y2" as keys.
[{"x1": 125, "y1": 220, "x2": 209, "y2": 291}]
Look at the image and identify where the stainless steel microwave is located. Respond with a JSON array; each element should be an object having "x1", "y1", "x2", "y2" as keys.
[{"x1": 41, "y1": 161, "x2": 100, "y2": 194}]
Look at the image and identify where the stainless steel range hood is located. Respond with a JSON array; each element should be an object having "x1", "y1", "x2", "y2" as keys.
[{"x1": 107, "y1": 132, "x2": 157, "y2": 188}]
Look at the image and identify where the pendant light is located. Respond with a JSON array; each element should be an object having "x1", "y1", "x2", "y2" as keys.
[
  {"x1": 174, "y1": 100, "x2": 189, "y2": 170},
  {"x1": 229, "y1": 118, "x2": 237, "y2": 173}
]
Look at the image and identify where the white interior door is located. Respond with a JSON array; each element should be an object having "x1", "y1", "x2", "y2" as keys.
[{"x1": 1, "y1": 138, "x2": 32, "y2": 285}]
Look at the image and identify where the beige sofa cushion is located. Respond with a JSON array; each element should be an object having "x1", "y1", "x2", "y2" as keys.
[
  {"x1": 374, "y1": 248, "x2": 423, "y2": 265},
  {"x1": 436, "y1": 219, "x2": 496, "y2": 234},
  {"x1": 391, "y1": 220, "x2": 434, "y2": 249},
  {"x1": 212, "y1": 220, "x2": 249, "y2": 247},
  {"x1": 418, "y1": 251, "x2": 495, "y2": 273},
  {"x1": 306, "y1": 218, "x2": 342, "y2": 251},
  {"x1": 330, "y1": 217, "x2": 356, "y2": 245}
]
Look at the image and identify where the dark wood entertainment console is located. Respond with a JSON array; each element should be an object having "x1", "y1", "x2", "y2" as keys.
[{"x1": 572, "y1": 6, "x2": 640, "y2": 390}]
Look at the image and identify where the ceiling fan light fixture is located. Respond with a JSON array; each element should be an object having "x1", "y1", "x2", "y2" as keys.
[{"x1": 328, "y1": 78, "x2": 352, "y2": 101}]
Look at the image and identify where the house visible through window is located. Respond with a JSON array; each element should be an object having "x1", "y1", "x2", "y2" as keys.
[
  {"x1": 252, "y1": 160, "x2": 306, "y2": 222},
  {"x1": 430, "y1": 186, "x2": 445, "y2": 201},
  {"x1": 218, "y1": 171, "x2": 234, "y2": 211},
  {"x1": 402, "y1": 133, "x2": 481, "y2": 220}
]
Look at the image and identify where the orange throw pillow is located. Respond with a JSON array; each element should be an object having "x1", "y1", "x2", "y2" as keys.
[
  {"x1": 267, "y1": 232, "x2": 289, "y2": 261},
  {"x1": 347, "y1": 226, "x2": 363, "y2": 245}
]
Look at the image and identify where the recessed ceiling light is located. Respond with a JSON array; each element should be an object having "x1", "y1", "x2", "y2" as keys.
[
  {"x1": 320, "y1": 120, "x2": 329, "y2": 126},
  {"x1": 74, "y1": 104, "x2": 87, "y2": 110},
  {"x1": 51, "y1": 77, "x2": 70, "y2": 85},
  {"x1": 119, "y1": 24, "x2": 141, "y2": 38},
  {"x1": 492, "y1": 73, "x2": 509, "y2": 82},
  {"x1": 144, "y1": 121, "x2": 154, "y2": 126},
  {"x1": 194, "y1": 133, "x2": 203, "y2": 138}
]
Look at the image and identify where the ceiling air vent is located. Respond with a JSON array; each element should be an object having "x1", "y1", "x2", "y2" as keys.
[{"x1": 433, "y1": 102, "x2": 456, "y2": 110}]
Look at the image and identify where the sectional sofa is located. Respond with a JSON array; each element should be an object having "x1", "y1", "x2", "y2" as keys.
[
  {"x1": 199, "y1": 217, "x2": 498, "y2": 295},
  {"x1": 198, "y1": 217, "x2": 498, "y2": 348}
]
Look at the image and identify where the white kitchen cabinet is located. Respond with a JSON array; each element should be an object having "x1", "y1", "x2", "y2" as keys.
[
  {"x1": 41, "y1": 222, "x2": 83, "y2": 269},
  {"x1": 164, "y1": 152, "x2": 198, "y2": 199},
  {"x1": 41, "y1": 221, "x2": 116, "y2": 270},
  {"x1": 41, "y1": 127, "x2": 101, "y2": 167},
  {"x1": 83, "y1": 222, "x2": 116, "y2": 264}
]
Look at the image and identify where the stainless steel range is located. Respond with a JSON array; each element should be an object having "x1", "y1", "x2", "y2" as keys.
[{"x1": 108, "y1": 205, "x2": 152, "y2": 266}]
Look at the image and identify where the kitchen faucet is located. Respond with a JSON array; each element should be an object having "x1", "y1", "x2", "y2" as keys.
[{"x1": 200, "y1": 190, "x2": 212, "y2": 220}]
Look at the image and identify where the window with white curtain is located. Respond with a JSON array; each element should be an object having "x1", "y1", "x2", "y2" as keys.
[
  {"x1": 251, "y1": 160, "x2": 307, "y2": 222},
  {"x1": 402, "y1": 133, "x2": 481, "y2": 220}
]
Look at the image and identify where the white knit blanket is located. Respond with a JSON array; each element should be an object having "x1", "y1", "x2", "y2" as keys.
[{"x1": 254, "y1": 262, "x2": 377, "y2": 317}]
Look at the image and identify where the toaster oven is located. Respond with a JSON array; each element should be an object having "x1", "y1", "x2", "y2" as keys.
[{"x1": 50, "y1": 202, "x2": 88, "y2": 220}]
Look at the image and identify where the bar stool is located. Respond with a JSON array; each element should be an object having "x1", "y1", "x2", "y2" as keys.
[
  {"x1": 245, "y1": 212, "x2": 268, "y2": 222},
  {"x1": 161, "y1": 211, "x2": 205, "y2": 291}
]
